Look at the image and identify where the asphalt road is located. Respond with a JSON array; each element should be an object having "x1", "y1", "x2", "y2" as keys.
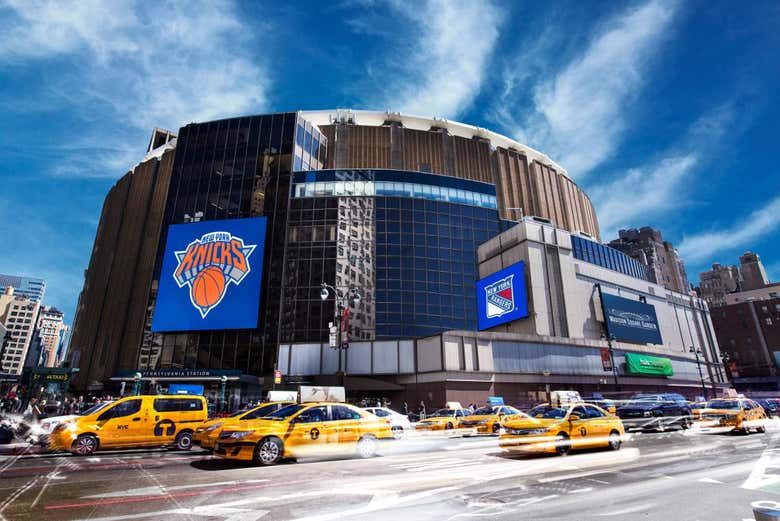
[{"x1": 1, "y1": 423, "x2": 780, "y2": 521}]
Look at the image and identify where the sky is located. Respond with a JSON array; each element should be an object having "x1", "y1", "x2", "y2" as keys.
[{"x1": 0, "y1": 0, "x2": 779, "y2": 325}]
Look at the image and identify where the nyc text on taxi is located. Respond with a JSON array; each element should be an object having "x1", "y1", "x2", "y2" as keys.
[
  {"x1": 499, "y1": 403, "x2": 625, "y2": 455},
  {"x1": 193, "y1": 401, "x2": 293, "y2": 449},
  {"x1": 214, "y1": 402, "x2": 393, "y2": 465},
  {"x1": 48, "y1": 395, "x2": 207, "y2": 455}
]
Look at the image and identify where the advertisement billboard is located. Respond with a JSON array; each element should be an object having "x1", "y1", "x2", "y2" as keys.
[
  {"x1": 151, "y1": 217, "x2": 266, "y2": 332},
  {"x1": 601, "y1": 292, "x2": 662, "y2": 344},
  {"x1": 624, "y1": 352, "x2": 674, "y2": 376},
  {"x1": 476, "y1": 261, "x2": 529, "y2": 330}
]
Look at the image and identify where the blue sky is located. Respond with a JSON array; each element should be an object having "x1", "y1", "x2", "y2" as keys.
[{"x1": 1, "y1": 0, "x2": 779, "y2": 325}]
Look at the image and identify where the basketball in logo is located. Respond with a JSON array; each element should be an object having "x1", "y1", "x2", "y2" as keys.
[{"x1": 191, "y1": 266, "x2": 226, "y2": 309}]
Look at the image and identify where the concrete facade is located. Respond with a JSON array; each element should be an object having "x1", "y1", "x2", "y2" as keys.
[{"x1": 740, "y1": 251, "x2": 770, "y2": 291}]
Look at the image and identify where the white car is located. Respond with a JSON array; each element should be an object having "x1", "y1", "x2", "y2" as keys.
[
  {"x1": 39, "y1": 401, "x2": 112, "y2": 434},
  {"x1": 364, "y1": 407, "x2": 412, "y2": 438}
]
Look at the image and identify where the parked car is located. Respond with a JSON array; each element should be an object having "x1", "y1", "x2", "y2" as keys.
[
  {"x1": 363, "y1": 407, "x2": 412, "y2": 439},
  {"x1": 755, "y1": 398, "x2": 780, "y2": 418},
  {"x1": 616, "y1": 393, "x2": 692, "y2": 431}
]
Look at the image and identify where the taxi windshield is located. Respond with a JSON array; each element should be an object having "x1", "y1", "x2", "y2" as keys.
[
  {"x1": 265, "y1": 404, "x2": 304, "y2": 419},
  {"x1": 473, "y1": 407, "x2": 495, "y2": 415},
  {"x1": 81, "y1": 402, "x2": 111, "y2": 416},
  {"x1": 228, "y1": 408, "x2": 253, "y2": 418},
  {"x1": 430, "y1": 409, "x2": 456, "y2": 417},
  {"x1": 528, "y1": 405, "x2": 567, "y2": 419},
  {"x1": 707, "y1": 400, "x2": 740, "y2": 410}
]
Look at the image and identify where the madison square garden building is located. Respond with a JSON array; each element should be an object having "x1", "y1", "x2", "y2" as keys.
[{"x1": 68, "y1": 110, "x2": 729, "y2": 407}]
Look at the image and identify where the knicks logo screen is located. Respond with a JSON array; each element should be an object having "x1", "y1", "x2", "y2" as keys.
[
  {"x1": 151, "y1": 217, "x2": 267, "y2": 332},
  {"x1": 173, "y1": 231, "x2": 256, "y2": 318}
]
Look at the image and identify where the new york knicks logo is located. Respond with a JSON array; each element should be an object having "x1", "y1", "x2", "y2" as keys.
[
  {"x1": 485, "y1": 274, "x2": 515, "y2": 318},
  {"x1": 172, "y1": 231, "x2": 256, "y2": 318}
]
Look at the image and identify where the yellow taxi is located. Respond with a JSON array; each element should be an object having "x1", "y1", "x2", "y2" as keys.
[
  {"x1": 415, "y1": 408, "x2": 472, "y2": 431},
  {"x1": 193, "y1": 401, "x2": 293, "y2": 450},
  {"x1": 214, "y1": 402, "x2": 394, "y2": 465},
  {"x1": 499, "y1": 402, "x2": 625, "y2": 455},
  {"x1": 689, "y1": 401, "x2": 708, "y2": 420},
  {"x1": 48, "y1": 395, "x2": 207, "y2": 455},
  {"x1": 698, "y1": 398, "x2": 767, "y2": 433},
  {"x1": 459, "y1": 405, "x2": 525, "y2": 434}
]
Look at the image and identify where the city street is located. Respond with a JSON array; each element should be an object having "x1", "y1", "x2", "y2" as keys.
[{"x1": 1, "y1": 424, "x2": 780, "y2": 521}]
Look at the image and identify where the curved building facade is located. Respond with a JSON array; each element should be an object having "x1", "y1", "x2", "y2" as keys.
[{"x1": 68, "y1": 110, "x2": 724, "y2": 407}]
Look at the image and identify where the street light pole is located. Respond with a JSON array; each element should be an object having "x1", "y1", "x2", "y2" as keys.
[
  {"x1": 690, "y1": 346, "x2": 707, "y2": 399},
  {"x1": 320, "y1": 283, "x2": 361, "y2": 391},
  {"x1": 607, "y1": 334, "x2": 619, "y2": 392}
]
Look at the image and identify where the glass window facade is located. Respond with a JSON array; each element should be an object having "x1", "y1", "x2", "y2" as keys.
[
  {"x1": 282, "y1": 169, "x2": 500, "y2": 342},
  {"x1": 139, "y1": 113, "x2": 318, "y2": 376},
  {"x1": 571, "y1": 235, "x2": 649, "y2": 281}
]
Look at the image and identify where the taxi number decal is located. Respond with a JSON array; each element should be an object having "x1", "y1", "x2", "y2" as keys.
[
  {"x1": 310, "y1": 428, "x2": 320, "y2": 440},
  {"x1": 580, "y1": 427, "x2": 587, "y2": 437}
]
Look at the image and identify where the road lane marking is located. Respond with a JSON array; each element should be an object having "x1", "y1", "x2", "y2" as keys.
[
  {"x1": 598, "y1": 503, "x2": 655, "y2": 516},
  {"x1": 698, "y1": 477, "x2": 725, "y2": 484},
  {"x1": 46, "y1": 478, "x2": 314, "y2": 511},
  {"x1": 84, "y1": 479, "x2": 270, "y2": 498}
]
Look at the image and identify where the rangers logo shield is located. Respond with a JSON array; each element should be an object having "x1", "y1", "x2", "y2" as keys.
[
  {"x1": 172, "y1": 231, "x2": 256, "y2": 318},
  {"x1": 485, "y1": 274, "x2": 515, "y2": 318}
]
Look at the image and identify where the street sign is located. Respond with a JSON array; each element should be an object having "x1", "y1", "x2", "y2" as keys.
[
  {"x1": 600, "y1": 348, "x2": 613, "y2": 371},
  {"x1": 274, "y1": 370, "x2": 282, "y2": 385}
]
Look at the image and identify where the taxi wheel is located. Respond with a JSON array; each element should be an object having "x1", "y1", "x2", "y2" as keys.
[
  {"x1": 607, "y1": 430, "x2": 622, "y2": 451},
  {"x1": 555, "y1": 433, "x2": 571, "y2": 456},
  {"x1": 445, "y1": 422, "x2": 454, "y2": 430},
  {"x1": 356, "y1": 435, "x2": 378, "y2": 458},
  {"x1": 71, "y1": 434, "x2": 98, "y2": 456},
  {"x1": 758, "y1": 425, "x2": 767, "y2": 434},
  {"x1": 492, "y1": 423, "x2": 501, "y2": 434},
  {"x1": 175, "y1": 431, "x2": 193, "y2": 451},
  {"x1": 391, "y1": 426, "x2": 404, "y2": 439},
  {"x1": 255, "y1": 437, "x2": 283, "y2": 466}
]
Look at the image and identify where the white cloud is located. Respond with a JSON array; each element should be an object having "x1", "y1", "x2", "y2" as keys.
[
  {"x1": 0, "y1": 0, "x2": 269, "y2": 177},
  {"x1": 678, "y1": 196, "x2": 780, "y2": 264},
  {"x1": 589, "y1": 103, "x2": 735, "y2": 239},
  {"x1": 362, "y1": 0, "x2": 502, "y2": 118},
  {"x1": 590, "y1": 154, "x2": 698, "y2": 238},
  {"x1": 503, "y1": 0, "x2": 678, "y2": 177}
]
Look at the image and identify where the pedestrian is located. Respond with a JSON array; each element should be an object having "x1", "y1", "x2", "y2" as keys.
[
  {"x1": 403, "y1": 401, "x2": 408, "y2": 415},
  {"x1": 419, "y1": 401, "x2": 426, "y2": 420}
]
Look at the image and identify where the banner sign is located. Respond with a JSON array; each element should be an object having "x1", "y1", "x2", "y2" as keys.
[
  {"x1": 152, "y1": 217, "x2": 266, "y2": 332},
  {"x1": 600, "y1": 348, "x2": 613, "y2": 371},
  {"x1": 601, "y1": 292, "x2": 662, "y2": 345},
  {"x1": 476, "y1": 261, "x2": 529, "y2": 330},
  {"x1": 624, "y1": 352, "x2": 674, "y2": 377}
]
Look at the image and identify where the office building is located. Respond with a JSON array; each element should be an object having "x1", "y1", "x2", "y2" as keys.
[
  {"x1": 0, "y1": 287, "x2": 41, "y2": 375},
  {"x1": 740, "y1": 251, "x2": 770, "y2": 291},
  {"x1": 608, "y1": 227, "x2": 689, "y2": 294},
  {"x1": 0, "y1": 274, "x2": 45, "y2": 303}
]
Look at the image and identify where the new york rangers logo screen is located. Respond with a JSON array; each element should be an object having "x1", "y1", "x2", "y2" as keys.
[
  {"x1": 485, "y1": 274, "x2": 515, "y2": 318},
  {"x1": 476, "y1": 261, "x2": 528, "y2": 330},
  {"x1": 152, "y1": 217, "x2": 266, "y2": 332}
]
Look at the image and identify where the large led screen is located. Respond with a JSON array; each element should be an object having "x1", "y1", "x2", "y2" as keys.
[
  {"x1": 151, "y1": 217, "x2": 266, "y2": 332},
  {"x1": 476, "y1": 261, "x2": 529, "y2": 330}
]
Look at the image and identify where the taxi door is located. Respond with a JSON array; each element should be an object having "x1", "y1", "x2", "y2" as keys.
[
  {"x1": 567, "y1": 406, "x2": 594, "y2": 449},
  {"x1": 582, "y1": 405, "x2": 612, "y2": 446},
  {"x1": 94, "y1": 397, "x2": 145, "y2": 447},
  {"x1": 331, "y1": 405, "x2": 363, "y2": 447},
  {"x1": 287, "y1": 405, "x2": 333, "y2": 456}
]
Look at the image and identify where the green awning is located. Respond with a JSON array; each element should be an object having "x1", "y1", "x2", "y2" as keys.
[{"x1": 624, "y1": 352, "x2": 674, "y2": 377}]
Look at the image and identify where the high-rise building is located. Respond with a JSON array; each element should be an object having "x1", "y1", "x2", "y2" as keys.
[
  {"x1": 0, "y1": 274, "x2": 45, "y2": 302},
  {"x1": 27, "y1": 306, "x2": 65, "y2": 368},
  {"x1": 0, "y1": 287, "x2": 41, "y2": 375},
  {"x1": 608, "y1": 227, "x2": 689, "y2": 294},
  {"x1": 699, "y1": 263, "x2": 742, "y2": 308},
  {"x1": 68, "y1": 110, "x2": 726, "y2": 403},
  {"x1": 711, "y1": 297, "x2": 780, "y2": 389},
  {"x1": 739, "y1": 251, "x2": 769, "y2": 291}
]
